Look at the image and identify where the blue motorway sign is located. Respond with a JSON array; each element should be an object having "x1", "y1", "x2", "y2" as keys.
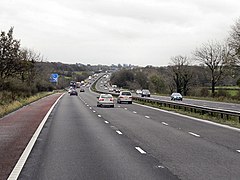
[{"x1": 50, "y1": 73, "x2": 59, "y2": 83}]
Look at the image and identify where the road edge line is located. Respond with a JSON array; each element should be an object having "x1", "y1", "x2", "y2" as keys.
[{"x1": 7, "y1": 93, "x2": 65, "y2": 180}]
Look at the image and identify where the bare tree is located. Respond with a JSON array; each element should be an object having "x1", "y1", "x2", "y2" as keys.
[
  {"x1": 228, "y1": 17, "x2": 240, "y2": 64},
  {"x1": 194, "y1": 41, "x2": 231, "y2": 96},
  {"x1": 20, "y1": 49, "x2": 43, "y2": 85},
  {"x1": 169, "y1": 55, "x2": 193, "y2": 96}
]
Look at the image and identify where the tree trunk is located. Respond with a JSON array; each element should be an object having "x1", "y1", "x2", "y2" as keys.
[{"x1": 211, "y1": 79, "x2": 215, "y2": 97}]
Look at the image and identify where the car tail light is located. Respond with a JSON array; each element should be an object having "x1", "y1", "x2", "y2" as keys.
[
  {"x1": 99, "y1": 98, "x2": 104, "y2": 101},
  {"x1": 110, "y1": 98, "x2": 113, "y2": 101},
  {"x1": 119, "y1": 96, "x2": 124, "y2": 99}
]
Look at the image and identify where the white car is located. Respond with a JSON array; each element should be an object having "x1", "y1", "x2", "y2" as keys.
[
  {"x1": 171, "y1": 93, "x2": 183, "y2": 101},
  {"x1": 117, "y1": 91, "x2": 132, "y2": 104},
  {"x1": 109, "y1": 88, "x2": 114, "y2": 92},
  {"x1": 68, "y1": 87, "x2": 73, "y2": 93},
  {"x1": 136, "y1": 89, "x2": 142, "y2": 95},
  {"x1": 97, "y1": 94, "x2": 114, "y2": 108}
]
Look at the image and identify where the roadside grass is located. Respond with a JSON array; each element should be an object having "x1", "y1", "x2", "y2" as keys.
[
  {"x1": 0, "y1": 91, "x2": 55, "y2": 118},
  {"x1": 135, "y1": 100, "x2": 240, "y2": 129},
  {"x1": 214, "y1": 89, "x2": 239, "y2": 97},
  {"x1": 183, "y1": 95, "x2": 240, "y2": 104}
]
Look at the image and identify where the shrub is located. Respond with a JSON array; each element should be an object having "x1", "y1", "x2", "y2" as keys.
[
  {"x1": 215, "y1": 89, "x2": 230, "y2": 98},
  {"x1": 200, "y1": 87, "x2": 209, "y2": 97}
]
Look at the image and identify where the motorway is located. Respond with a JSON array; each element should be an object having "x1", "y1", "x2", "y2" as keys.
[
  {"x1": 97, "y1": 74, "x2": 240, "y2": 112},
  {"x1": 18, "y1": 90, "x2": 177, "y2": 180},
  {"x1": 17, "y1": 84, "x2": 240, "y2": 180}
]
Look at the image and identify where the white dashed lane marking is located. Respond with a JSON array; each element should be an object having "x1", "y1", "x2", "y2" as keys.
[
  {"x1": 116, "y1": 130, "x2": 123, "y2": 135},
  {"x1": 135, "y1": 147, "x2": 147, "y2": 154},
  {"x1": 124, "y1": 108, "x2": 128, "y2": 110},
  {"x1": 189, "y1": 132, "x2": 200, "y2": 137},
  {"x1": 133, "y1": 111, "x2": 137, "y2": 114},
  {"x1": 104, "y1": 121, "x2": 109, "y2": 124},
  {"x1": 98, "y1": 115, "x2": 102, "y2": 118},
  {"x1": 162, "y1": 122, "x2": 168, "y2": 126},
  {"x1": 145, "y1": 116, "x2": 150, "y2": 119},
  {"x1": 93, "y1": 110, "x2": 96, "y2": 113},
  {"x1": 237, "y1": 150, "x2": 240, "y2": 153}
]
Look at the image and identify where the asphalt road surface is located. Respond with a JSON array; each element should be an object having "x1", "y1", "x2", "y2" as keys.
[
  {"x1": 18, "y1": 91, "x2": 178, "y2": 180},
  {"x1": 18, "y1": 87, "x2": 240, "y2": 180}
]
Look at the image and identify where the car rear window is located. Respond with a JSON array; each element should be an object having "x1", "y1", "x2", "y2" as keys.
[
  {"x1": 122, "y1": 92, "x2": 131, "y2": 96},
  {"x1": 142, "y1": 90, "x2": 150, "y2": 93},
  {"x1": 172, "y1": 93, "x2": 181, "y2": 96},
  {"x1": 101, "y1": 94, "x2": 112, "y2": 98}
]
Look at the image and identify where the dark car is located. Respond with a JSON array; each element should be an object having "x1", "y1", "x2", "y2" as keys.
[
  {"x1": 170, "y1": 93, "x2": 183, "y2": 101},
  {"x1": 70, "y1": 89, "x2": 78, "y2": 96},
  {"x1": 141, "y1": 89, "x2": 151, "y2": 97}
]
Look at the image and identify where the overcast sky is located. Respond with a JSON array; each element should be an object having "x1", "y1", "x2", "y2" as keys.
[{"x1": 1, "y1": 0, "x2": 239, "y2": 66}]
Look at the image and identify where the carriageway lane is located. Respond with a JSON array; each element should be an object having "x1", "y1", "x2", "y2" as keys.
[
  {"x1": 19, "y1": 93, "x2": 178, "y2": 180},
  {"x1": 80, "y1": 88, "x2": 240, "y2": 180}
]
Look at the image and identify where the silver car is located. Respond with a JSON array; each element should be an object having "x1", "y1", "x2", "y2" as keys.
[
  {"x1": 117, "y1": 91, "x2": 132, "y2": 104},
  {"x1": 171, "y1": 93, "x2": 183, "y2": 101},
  {"x1": 97, "y1": 94, "x2": 114, "y2": 108},
  {"x1": 141, "y1": 89, "x2": 151, "y2": 97}
]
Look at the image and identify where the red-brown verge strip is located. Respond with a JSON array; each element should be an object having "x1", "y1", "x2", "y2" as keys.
[{"x1": 0, "y1": 93, "x2": 63, "y2": 180}]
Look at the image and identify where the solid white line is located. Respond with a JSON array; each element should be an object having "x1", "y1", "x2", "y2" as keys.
[
  {"x1": 98, "y1": 115, "x2": 101, "y2": 118},
  {"x1": 162, "y1": 122, "x2": 169, "y2": 126},
  {"x1": 116, "y1": 130, "x2": 123, "y2": 135},
  {"x1": 145, "y1": 116, "x2": 150, "y2": 119},
  {"x1": 189, "y1": 132, "x2": 200, "y2": 137},
  {"x1": 7, "y1": 93, "x2": 64, "y2": 180},
  {"x1": 135, "y1": 147, "x2": 147, "y2": 154},
  {"x1": 104, "y1": 121, "x2": 109, "y2": 124},
  {"x1": 237, "y1": 150, "x2": 240, "y2": 153}
]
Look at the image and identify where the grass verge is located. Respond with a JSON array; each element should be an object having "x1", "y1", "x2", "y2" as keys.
[
  {"x1": 135, "y1": 100, "x2": 240, "y2": 129},
  {"x1": 0, "y1": 91, "x2": 56, "y2": 118}
]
